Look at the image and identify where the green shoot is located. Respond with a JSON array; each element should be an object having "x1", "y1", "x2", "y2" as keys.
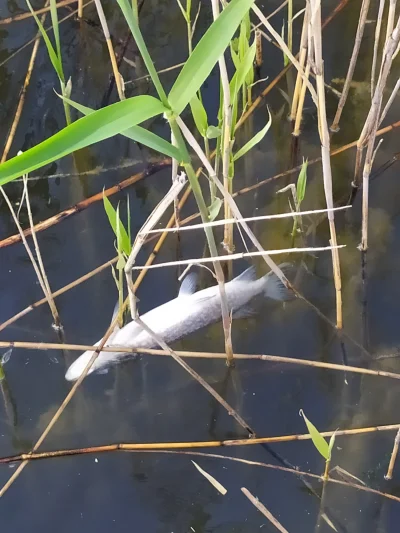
[
  {"x1": 27, "y1": 0, "x2": 71, "y2": 125},
  {"x1": 276, "y1": 158, "x2": 308, "y2": 240},
  {"x1": 103, "y1": 194, "x2": 132, "y2": 327},
  {"x1": 300, "y1": 410, "x2": 337, "y2": 479}
]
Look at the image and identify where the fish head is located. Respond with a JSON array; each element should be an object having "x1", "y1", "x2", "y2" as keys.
[{"x1": 65, "y1": 349, "x2": 122, "y2": 382}]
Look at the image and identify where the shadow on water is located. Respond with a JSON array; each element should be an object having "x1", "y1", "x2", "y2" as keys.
[{"x1": 1, "y1": 0, "x2": 400, "y2": 531}]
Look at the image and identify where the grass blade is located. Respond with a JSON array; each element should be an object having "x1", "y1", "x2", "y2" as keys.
[
  {"x1": 300, "y1": 409, "x2": 330, "y2": 460},
  {"x1": 233, "y1": 107, "x2": 272, "y2": 161},
  {"x1": 103, "y1": 194, "x2": 131, "y2": 256},
  {"x1": 27, "y1": 0, "x2": 63, "y2": 80},
  {"x1": 296, "y1": 159, "x2": 308, "y2": 204},
  {"x1": 58, "y1": 94, "x2": 182, "y2": 161},
  {"x1": 190, "y1": 94, "x2": 208, "y2": 136},
  {"x1": 117, "y1": 0, "x2": 168, "y2": 105},
  {"x1": 168, "y1": 0, "x2": 256, "y2": 114},
  {"x1": 0, "y1": 96, "x2": 166, "y2": 185},
  {"x1": 49, "y1": 0, "x2": 62, "y2": 68}
]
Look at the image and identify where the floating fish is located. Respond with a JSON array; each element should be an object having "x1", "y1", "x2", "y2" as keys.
[{"x1": 65, "y1": 264, "x2": 294, "y2": 381}]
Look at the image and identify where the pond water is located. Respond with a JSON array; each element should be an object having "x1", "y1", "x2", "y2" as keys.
[{"x1": 1, "y1": 0, "x2": 400, "y2": 531}]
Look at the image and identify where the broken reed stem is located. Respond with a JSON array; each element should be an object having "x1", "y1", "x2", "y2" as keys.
[
  {"x1": 331, "y1": 0, "x2": 371, "y2": 132},
  {"x1": 3, "y1": 423, "x2": 400, "y2": 462},
  {"x1": 1, "y1": 0, "x2": 49, "y2": 163},
  {"x1": 378, "y1": 77, "x2": 400, "y2": 126},
  {"x1": 127, "y1": 245, "x2": 345, "y2": 271},
  {"x1": 385, "y1": 0, "x2": 396, "y2": 41},
  {"x1": 2, "y1": 343, "x2": 400, "y2": 381},
  {"x1": 211, "y1": 0, "x2": 234, "y2": 258},
  {"x1": 23, "y1": 175, "x2": 61, "y2": 328},
  {"x1": 241, "y1": 488, "x2": 289, "y2": 533},
  {"x1": 142, "y1": 206, "x2": 350, "y2": 234},
  {"x1": 0, "y1": 0, "x2": 77, "y2": 24},
  {"x1": 0, "y1": 188, "x2": 61, "y2": 327},
  {"x1": 144, "y1": 451, "x2": 400, "y2": 504},
  {"x1": 360, "y1": 17, "x2": 400, "y2": 250},
  {"x1": 293, "y1": 61, "x2": 310, "y2": 136},
  {"x1": 385, "y1": 428, "x2": 400, "y2": 479},
  {"x1": 308, "y1": 0, "x2": 343, "y2": 329},
  {"x1": 237, "y1": 0, "x2": 349, "y2": 129},
  {"x1": 371, "y1": 0, "x2": 385, "y2": 97},
  {"x1": 290, "y1": 4, "x2": 308, "y2": 122},
  {"x1": 0, "y1": 161, "x2": 170, "y2": 249},
  {"x1": 94, "y1": 0, "x2": 125, "y2": 100}
]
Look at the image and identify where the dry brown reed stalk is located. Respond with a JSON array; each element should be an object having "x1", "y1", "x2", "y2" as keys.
[
  {"x1": 305, "y1": 0, "x2": 343, "y2": 329},
  {"x1": 127, "y1": 244, "x2": 345, "y2": 271},
  {"x1": 23, "y1": 174, "x2": 61, "y2": 328},
  {"x1": 0, "y1": 187, "x2": 61, "y2": 327},
  {"x1": 0, "y1": 289, "x2": 130, "y2": 497},
  {"x1": 385, "y1": 428, "x2": 400, "y2": 480},
  {"x1": 237, "y1": 0, "x2": 350, "y2": 129},
  {"x1": 94, "y1": 0, "x2": 125, "y2": 100},
  {"x1": 371, "y1": 0, "x2": 385, "y2": 97},
  {"x1": 78, "y1": 0, "x2": 83, "y2": 18},
  {"x1": 330, "y1": 0, "x2": 372, "y2": 132},
  {"x1": 0, "y1": 258, "x2": 118, "y2": 333},
  {"x1": 241, "y1": 488, "x2": 289, "y2": 532},
  {"x1": 4, "y1": 339, "x2": 400, "y2": 379},
  {"x1": 124, "y1": 175, "x2": 187, "y2": 318},
  {"x1": 255, "y1": 29, "x2": 262, "y2": 67},
  {"x1": 1, "y1": 0, "x2": 50, "y2": 163},
  {"x1": 0, "y1": 0, "x2": 95, "y2": 69},
  {"x1": 3, "y1": 422, "x2": 400, "y2": 463},
  {"x1": 0, "y1": 161, "x2": 170, "y2": 249},
  {"x1": 378, "y1": 78, "x2": 400, "y2": 125},
  {"x1": 210, "y1": 0, "x2": 234, "y2": 260},
  {"x1": 0, "y1": 0, "x2": 77, "y2": 24},
  {"x1": 0, "y1": 185, "x2": 192, "y2": 334},
  {"x1": 143, "y1": 206, "x2": 350, "y2": 234},
  {"x1": 143, "y1": 451, "x2": 400, "y2": 504},
  {"x1": 2, "y1": 115, "x2": 399, "y2": 339},
  {"x1": 358, "y1": 17, "x2": 400, "y2": 251},
  {"x1": 122, "y1": 177, "x2": 248, "y2": 428},
  {"x1": 290, "y1": 4, "x2": 309, "y2": 125}
]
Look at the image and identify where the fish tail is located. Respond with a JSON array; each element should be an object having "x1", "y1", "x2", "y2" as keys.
[{"x1": 263, "y1": 263, "x2": 295, "y2": 301}]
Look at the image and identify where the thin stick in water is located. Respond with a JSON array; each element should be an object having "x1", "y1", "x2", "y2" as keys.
[{"x1": 241, "y1": 487, "x2": 289, "y2": 532}]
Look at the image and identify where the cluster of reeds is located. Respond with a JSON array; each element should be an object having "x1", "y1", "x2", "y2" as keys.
[{"x1": 1, "y1": 0, "x2": 400, "y2": 526}]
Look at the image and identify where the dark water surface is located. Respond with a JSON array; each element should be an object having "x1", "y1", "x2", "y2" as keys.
[{"x1": 1, "y1": 0, "x2": 400, "y2": 531}]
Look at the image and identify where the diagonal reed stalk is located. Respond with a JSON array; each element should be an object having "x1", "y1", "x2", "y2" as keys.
[
  {"x1": 0, "y1": 185, "x2": 61, "y2": 328},
  {"x1": 93, "y1": 0, "x2": 125, "y2": 100},
  {"x1": 210, "y1": 0, "x2": 234, "y2": 260},
  {"x1": 242, "y1": 488, "x2": 289, "y2": 533},
  {"x1": 1, "y1": 0, "x2": 50, "y2": 163},
  {"x1": 330, "y1": 0, "x2": 371, "y2": 132}
]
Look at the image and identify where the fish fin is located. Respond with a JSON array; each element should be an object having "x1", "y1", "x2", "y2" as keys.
[
  {"x1": 264, "y1": 263, "x2": 295, "y2": 301},
  {"x1": 232, "y1": 304, "x2": 258, "y2": 319},
  {"x1": 232, "y1": 265, "x2": 257, "y2": 283},
  {"x1": 178, "y1": 272, "x2": 198, "y2": 297}
]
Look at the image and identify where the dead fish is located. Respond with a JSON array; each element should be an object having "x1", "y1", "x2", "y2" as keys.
[{"x1": 65, "y1": 264, "x2": 293, "y2": 381}]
